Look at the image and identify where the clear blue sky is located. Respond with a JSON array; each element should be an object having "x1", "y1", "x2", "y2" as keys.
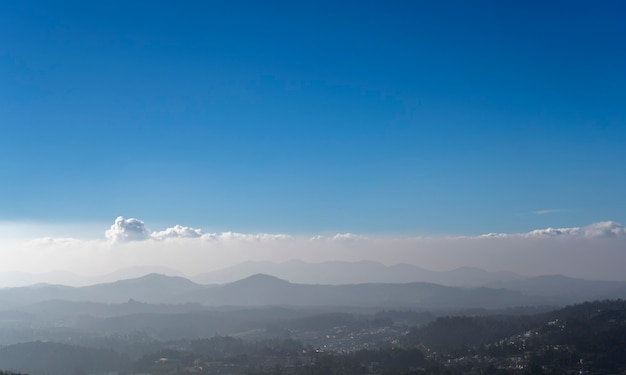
[{"x1": 1, "y1": 0, "x2": 625, "y2": 235}]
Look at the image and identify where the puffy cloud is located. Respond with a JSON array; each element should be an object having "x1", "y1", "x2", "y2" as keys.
[
  {"x1": 581, "y1": 221, "x2": 626, "y2": 238},
  {"x1": 210, "y1": 232, "x2": 291, "y2": 241},
  {"x1": 478, "y1": 233, "x2": 508, "y2": 238},
  {"x1": 332, "y1": 233, "x2": 366, "y2": 240},
  {"x1": 533, "y1": 209, "x2": 569, "y2": 215},
  {"x1": 106, "y1": 217, "x2": 625, "y2": 244},
  {"x1": 105, "y1": 217, "x2": 291, "y2": 243},
  {"x1": 309, "y1": 233, "x2": 367, "y2": 241},
  {"x1": 524, "y1": 226, "x2": 581, "y2": 237},
  {"x1": 105, "y1": 216, "x2": 151, "y2": 243},
  {"x1": 481, "y1": 221, "x2": 626, "y2": 239},
  {"x1": 152, "y1": 225, "x2": 204, "y2": 240}
]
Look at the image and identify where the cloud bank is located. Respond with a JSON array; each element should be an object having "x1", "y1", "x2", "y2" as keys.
[
  {"x1": 105, "y1": 216, "x2": 626, "y2": 245},
  {"x1": 105, "y1": 216, "x2": 293, "y2": 243},
  {"x1": 482, "y1": 221, "x2": 626, "y2": 239},
  {"x1": 153, "y1": 225, "x2": 204, "y2": 240},
  {"x1": 2, "y1": 217, "x2": 625, "y2": 281}
]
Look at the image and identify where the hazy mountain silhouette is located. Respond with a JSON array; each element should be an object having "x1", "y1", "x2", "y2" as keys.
[
  {"x1": 182, "y1": 274, "x2": 538, "y2": 309},
  {"x1": 0, "y1": 274, "x2": 203, "y2": 308},
  {"x1": 0, "y1": 270, "x2": 88, "y2": 288},
  {"x1": 0, "y1": 272, "x2": 624, "y2": 310},
  {"x1": 488, "y1": 275, "x2": 626, "y2": 303},
  {"x1": 191, "y1": 260, "x2": 525, "y2": 286},
  {"x1": 90, "y1": 266, "x2": 187, "y2": 284},
  {"x1": 0, "y1": 266, "x2": 188, "y2": 288},
  {"x1": 82, "y1": 273, "x2": 203, "y2": 303}
]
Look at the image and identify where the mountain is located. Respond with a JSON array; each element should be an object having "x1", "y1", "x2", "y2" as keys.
[
  {"x1": 0, "y1": 266, "x2": 188, "y2": 288},
  {"x1": 81, "y1": 273, "x2": 204, "y2": 303},
  {"x1": 183, "y1": 274, "x2": 538, "y2": 309},
  {"x1": 0, "y1": 273, "x2": 205, "y2": 308},
  {"x1": 90, "y1": 266, "x2": 187, "y2": 285},
  {"x1": 0, "y1": 273, "x2": 535, "y2": 310},
  {"x1": 191, "y1": 260, "x2": 525, "y2": 286},
  {"x1": 0, "y1": 272, "x2": 624, "y2": 311},
  {"x1": 488, "y1": 275, "x2": 626, "y2": 304},
  {"x1": 0, "y1": 270, "x2": 87, "y2": 288}
]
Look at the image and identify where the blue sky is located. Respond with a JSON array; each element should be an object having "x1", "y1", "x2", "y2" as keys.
[{"x1": 1, "y1": 0, "x2": 625, "y2": 236}]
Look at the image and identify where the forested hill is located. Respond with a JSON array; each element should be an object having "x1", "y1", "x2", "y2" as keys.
[
  {"x1": 0, "y1": 300, "x2": 623, "y2": 375},
  {"x1": 402, "y1": 299, "x2": 626, "y2": 373}
]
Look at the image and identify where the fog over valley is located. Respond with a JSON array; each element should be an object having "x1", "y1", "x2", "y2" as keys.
[{"x1": 1, "y1": 217, "x2": 625, "y2": 283}]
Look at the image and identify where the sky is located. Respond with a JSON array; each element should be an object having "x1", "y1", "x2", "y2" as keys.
[{"x1": 1, "y1": 1, "x2": 625, "y2": 279}]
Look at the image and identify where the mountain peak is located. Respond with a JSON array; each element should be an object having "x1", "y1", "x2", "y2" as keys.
[
  {"x1": 115, "y1": 273, "x2": 177, "y2": 284},
  {"x1": 231, "y1": 273, "x2": 289, "y2": 285}
]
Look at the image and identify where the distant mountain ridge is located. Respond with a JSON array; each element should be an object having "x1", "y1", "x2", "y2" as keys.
[
  {"x1": 0, "y1": 272, "x2": 624, "y2": 311},
  {"x1": 7, "y1": 261, "x2": 626, "y2": 290},
  {"x1": 0, "y1": 273, "x2": 533, "y2": 310},
  {"x1": 0, "y1": 261, "x2": 528, "y2": 289},
  {"x1": 488, "y1": 275, "x2": 626, "y2": 302},
  {"x1": 182, "y1": 273, "x2": 537, "y2": 309},
  {"x1": 191, "y1": 260, "x2": 526, "y2": 286},
  {"x1": 0, "y1": 266, "x2": 186, "y2": 288}
]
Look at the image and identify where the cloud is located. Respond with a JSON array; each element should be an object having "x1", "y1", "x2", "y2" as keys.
[
  {"x1": 524, "y1": 226, "x2": 581, "y2": 237},
  {"x1": 106, "y1": 216, "x2": 624, "y2": 244},
  {"x1": 105, "y1": 217, "x2": 292, "y2": 243},
  {"x1": 209, "y1": 232, "x2": 292, "y2": 241},
  {"x1": 480, "y1": 221, "x2": 626, "y2": 239},
  {"x1": 107, "y1": 218, "x2": 294, "y2": 243},
  {"x1": 309, "y1": 233, "x2": 367, "y2": 241},
  {"x1": 152, "y1": 225, "x2": 204, "y2": 240},
  {"x1": 332, "y1": 233, "x2": 365, "y2": 240},
  {"x1": 101, "y1": 217, "x2": 626, "y2": 249},
  {"x1": 533, "y1": 208, "x2": 569, "y2": 215},
  {"x1": 581, "y1": 221, "x2": 626, "y2": 238},
  {"x1": 25, "y1": 237, "x2": 82, "y2": 247},
  {"x1": 105, "y1": 216, "x2": 151, "y2": 243}
]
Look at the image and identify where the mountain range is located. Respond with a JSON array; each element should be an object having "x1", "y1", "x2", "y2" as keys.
[
  {"x1": 0, "y1": 260, "x2": 528, "y2": 288},
  {"x1": 190, "y1": 260, "x2": 527, "y2": 286},
  {"x1": 0, "y1": 271, "x2": 625, "y2": 311}
]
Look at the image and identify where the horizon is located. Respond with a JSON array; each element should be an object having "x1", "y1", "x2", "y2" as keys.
[
  {"x1": 0, "y1": 216, "x2": 624, "y2": 281},
  {"x1": 0, "y1": 257, "x2": 619, "y2": 282}
]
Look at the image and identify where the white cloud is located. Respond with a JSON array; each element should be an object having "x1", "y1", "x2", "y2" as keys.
[
  {"x1": 105, "y1": 217, "x2": 291, "y2": 243},
  {"x1": 332, "y1": 233, "x2": 366, "y2": 240},
  {"x1": 25, "y1": 237, "x2": 82, "y2": 247},
  {"x1": 524, "y1": 226, "x2": 581, "y2": 237},
  {"x1": 478, "y1": 233, "x2": 508, "y2": 238},
  {"x1": 152, "y1": 225, "x2": 204, "y2": 240},
  {"x1": 309, "y1": 233, "x2": 367, "y2": 241},
  {"x1": 209, "y1": 232, "x2": 292, "y2": 241},
  {"x1": 533, "y1": 209, "x2": 569, "y2": 215},
  {"x1": 481, "y1": 221, "x2": 626, "y2": 239},
  {"x1": 105, "y1": 216, "x2": 151, "y2": 243},
  {"x1": 581, "y1": 221, "x2": 626, "y2": 238}
]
